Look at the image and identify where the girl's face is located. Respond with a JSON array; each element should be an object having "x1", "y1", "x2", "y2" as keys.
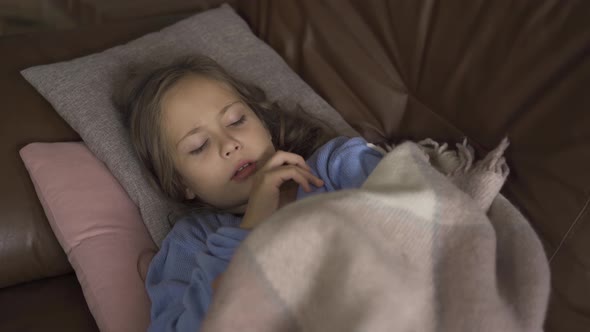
[{"x1": 161, "y1": 75, "x2": 275, "y2": 213}]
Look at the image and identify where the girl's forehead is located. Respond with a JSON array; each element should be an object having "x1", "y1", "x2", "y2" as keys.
[{"x1": 164, "y1": 77, "x2": 240, "y2": 115}]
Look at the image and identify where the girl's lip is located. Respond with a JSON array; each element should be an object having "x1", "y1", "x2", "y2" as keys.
[
  {"x1": 232, "y1": 159, "x2": 254, "y2": 174},
  {"x1": 231, "y1": 161, "x2": 257, "y2": 182}
]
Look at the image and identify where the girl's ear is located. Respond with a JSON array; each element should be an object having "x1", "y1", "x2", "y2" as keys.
[{"x1": 185, "y1": 187, "x2": 196, "y2": 200}]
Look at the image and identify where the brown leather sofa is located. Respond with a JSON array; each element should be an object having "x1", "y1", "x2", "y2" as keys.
[{"x1": 1, "y1": 1, "x2": 589, "y2": 331}]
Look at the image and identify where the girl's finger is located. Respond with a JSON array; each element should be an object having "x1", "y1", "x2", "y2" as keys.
[
  {"x1": 262, "y1": 151, "x2": 310, "y2": 172},
  {"x1": 288, "y1": 171, "x2": 313, "y2": 192},
  {"x1": 288, "y1": 165, "x2": 324, "y2": 187},
  {"x1": 269, "y1": 167, "x2": 313, "y2": 192},
  {"x1": 277, "y1": 167, "x2": 324, "y2": 192}
]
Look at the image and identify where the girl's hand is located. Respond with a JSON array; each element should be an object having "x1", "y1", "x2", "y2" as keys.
[{"x1": 239, "y1": 151, "x2": 324, "y2": 230}]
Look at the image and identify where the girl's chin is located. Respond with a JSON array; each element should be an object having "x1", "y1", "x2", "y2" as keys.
[{"x1": 224, "y1": 201, "x2": 248, "y2": 215}]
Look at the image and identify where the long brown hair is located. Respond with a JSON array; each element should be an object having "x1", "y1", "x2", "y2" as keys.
[{"x1": 116, "y1": 55, "x2": 337, "y2": 214}]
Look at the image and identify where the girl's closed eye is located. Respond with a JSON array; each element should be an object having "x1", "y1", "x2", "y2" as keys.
[
  {"x1": 190, "y1": 115, "x2": 246, "y2": 155},
  {"x1": 230, "y1": 115, "x2": 246, "y2": 127},
  {"x1": 190, "y1": 139, "x2": 209, "y2": 155}
]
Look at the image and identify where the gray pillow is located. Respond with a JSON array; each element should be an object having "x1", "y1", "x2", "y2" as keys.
[{"x1": 21, "y1": 4, "x2": 357, "y2": 246}]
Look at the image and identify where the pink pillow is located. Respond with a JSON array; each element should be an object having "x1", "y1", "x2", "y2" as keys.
[{"x1": 20, "y1": 142, "x2": 157, "y2": 332}]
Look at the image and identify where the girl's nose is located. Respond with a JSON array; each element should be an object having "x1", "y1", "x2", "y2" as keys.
[{"x1": 223, "y1": 140, "x2": 241, "y2": 157}]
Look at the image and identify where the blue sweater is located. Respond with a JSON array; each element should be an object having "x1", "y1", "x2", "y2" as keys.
[{"x1": 146, "y1": 136, "x2": 383, "y2": 332}]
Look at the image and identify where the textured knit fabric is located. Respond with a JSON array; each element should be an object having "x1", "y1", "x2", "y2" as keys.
[
  {"x1": 146, "y1": 136, "x2": 383, "y2": 331},
  {"x1": 199, "y1": 139, "x2": 550, "y2": 332}
]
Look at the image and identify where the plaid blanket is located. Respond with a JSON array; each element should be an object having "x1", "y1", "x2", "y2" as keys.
[{"x1": 201, "y1": 139, "x2": 550, "y2": 332}]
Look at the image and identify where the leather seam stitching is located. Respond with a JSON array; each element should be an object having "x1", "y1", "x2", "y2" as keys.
[{"x1": 548, "y1": 194, "x2": 590, "y2": 263}]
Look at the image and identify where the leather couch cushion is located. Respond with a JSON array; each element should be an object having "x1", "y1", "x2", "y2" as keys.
[
  {"x1": 0, "y1": 273, "x2": 98, "y2": 332},
  {"x1": 0, "y1": 16, "x2": 184, "y2": 289},
  {"x1": 244, "y1": 1, "x2": 590, "y2": 330}
]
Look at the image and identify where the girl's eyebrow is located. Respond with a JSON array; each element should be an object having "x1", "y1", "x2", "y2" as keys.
[{"x1": 176, "y1": 100, "x2": 241, "y2": 147}]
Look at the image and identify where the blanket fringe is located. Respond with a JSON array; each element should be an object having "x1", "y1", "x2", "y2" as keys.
[
  {"x1": 416, "y1": 137, "x2": 510, "y2": 211},
  {"x1": 418, "y1": 137, "x2": 510, "y2": 178},
  {"x1": 473, "y1": 137, "x2": 510, "y2": 177}
]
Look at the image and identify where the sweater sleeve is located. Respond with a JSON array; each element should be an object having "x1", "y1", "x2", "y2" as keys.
[
  {"x1": 304, "y1": 136, "x2": 384, "y2": 194},
  {"x1": 146, "y1": 214, "x2": 248, "y2": 332}
]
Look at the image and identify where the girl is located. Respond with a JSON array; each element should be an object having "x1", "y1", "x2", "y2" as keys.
[{"x1": 119, "y1": 55, "x2": 384, "y2": 331}]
